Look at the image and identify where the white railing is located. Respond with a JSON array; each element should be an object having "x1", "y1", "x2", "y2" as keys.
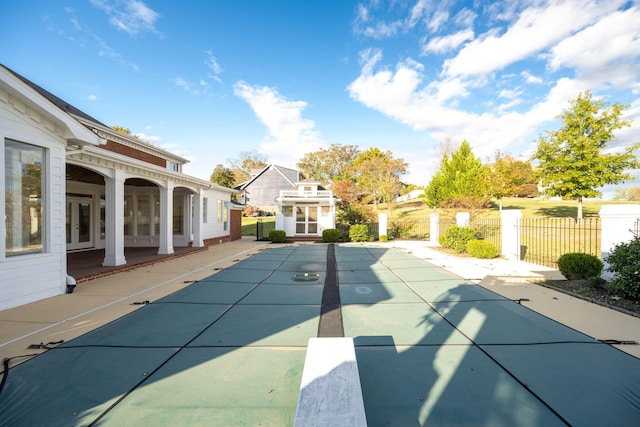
[{"x1": 280, "y1": 190, "x2": 332, "y2": 198}]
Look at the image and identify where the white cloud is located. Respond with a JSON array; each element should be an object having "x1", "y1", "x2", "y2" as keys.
[
  {"x1": 548, "y1": 6, "x2": 640, "y2": 91},
  {"x1": 423, "y1": 29, "x2": 474, "y2": 55},
  {"x1": 442, "y1": 0, "x2": 622, "y2": 79},
  {"x1": 87, "y1": 94, "x2": 97, "y2": 101},
  {"x1": 233, "y1": 81, "x2": 323, "y2": 168},
  {"x1": 90, "y1": 0, "x2": 160, "y2": 36}
]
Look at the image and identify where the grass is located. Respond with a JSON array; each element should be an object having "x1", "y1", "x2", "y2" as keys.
[
  {"x1": 241, "y1": 216, "x2": 275, "y2": 237},
  {"x1": 381, "y1": 197, "x2": 634, "y2": 220}
]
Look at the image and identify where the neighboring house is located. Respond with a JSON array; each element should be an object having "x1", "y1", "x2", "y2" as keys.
[
  {"x1": 234, "y1": 165, "x2": 301, "y2": 213},
  {"x1": 396, "y1": 189, "x2": 424, "y2": 202},
  {"x1": 275, "y1": 179, "x2": 338, "y2": 237},
  {"x1": 0, "y1": 65, "x2": 235, "y2": 311}
]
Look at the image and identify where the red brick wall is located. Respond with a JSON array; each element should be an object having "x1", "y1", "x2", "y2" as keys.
[
  {"x1": 230, "y1": 209, "x2": 242, "y2": 241},
  {"x1": 99, "y1": 140, "x2": 166, "y2": 167}
]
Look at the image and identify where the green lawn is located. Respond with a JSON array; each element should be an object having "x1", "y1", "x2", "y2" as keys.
[
  {"x1": 383, "y1": 197, "x2": 636, "y2": 220},
  {"x1": 241, "y1": 216, "x2": 275, "y2": 237}
]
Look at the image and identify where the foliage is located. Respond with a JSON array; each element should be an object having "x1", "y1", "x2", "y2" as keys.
[
  {"x1": 606, "y1": 236, "x2": 640, "y2": 300},
  {"x1": 534, "y1": 91, "x2": 640, "y2": 219},
  {"x1": 350, "y1": 147, "x2": 407, "y2": 207},
  {"x1": 332, "y1": 179, "x2": 361, "y2": 205},
  {"x1": 110, "y1": 125, "x2": 133, "y2": 135},
  {"x1": 322, "y1": 228, "x2": 340, "y2": 243},
  {"x1": 557, "y1": 253, "x2": 604, "y2": 280},
  {"x1": 210, "y1": 164, "x2": 236, "y2": 188},
  {"x1": 349, "y1": 224, "x2": 373, "y2": 242},
  {"x1": 297, "y1": 144, "x2": 359, "y2": 185},
  {"x1": 228, "y1": 150, "x2": 268, "y2": 184},
  {"x1": 439, "y1": 225, "x2": 478, "y2": 253},
  {"x1": 268, "y1": 230, "x2": 286, "y2": 243},
  {"x1": 613, "y1": 186, "x2": 640, "y2": 201},
  {"x1": 336, "y1": 202, "x2": 375, "y2": 227},
  {"x1": 467, "y1": 240, "x2": 499, "y2": 259},
  {"x1": 379, "y1": 235, "x2": 388, "y2": 242},
  {"x1": 424, "y1": 141, "x2": 490, "y2": 209},
  {"x1": 486, "y1": 152, "x2": 538, "y2": 200},
  {"x1": 243, "y1": 206, "x2": 261, "y2": 217}
]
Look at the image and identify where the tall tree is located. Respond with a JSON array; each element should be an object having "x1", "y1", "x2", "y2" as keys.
[
  {"x1": 424, "y1": 140, "x2": 489, "y2": 209},
  {"x1": 228, "y1": 150, "x2": 268, "y2": 183},
  {"x1": 350, "y1": 147, "x2": 407, "y2": 208},
  {"x1": 534, "y1": 91, "x2": 640, "y2": 219},
  {"x1": 210, "y1": 164, "x2": 236, "y2": 188},
  {"x1": 486, "y1": 152, "x2": 538, "y2": 209},
  {"x1": 297, "y1": 144, "x2": 359, "y2": 185}
]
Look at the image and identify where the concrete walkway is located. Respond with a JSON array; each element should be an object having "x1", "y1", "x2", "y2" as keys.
[
  {"x1": 2, "y1": 237, "x2": 639, "y2": 364},
  {"x1": 0, "y1": 237, "x2": 271, "y2": 365},
  {"x1": 1, "y1": 238, "x2": 639, "y2": 426}
]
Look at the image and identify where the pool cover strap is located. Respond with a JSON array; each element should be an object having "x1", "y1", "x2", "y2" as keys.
[{"x1": 318, "y1": 244, "x2": 344, "y2": 338}]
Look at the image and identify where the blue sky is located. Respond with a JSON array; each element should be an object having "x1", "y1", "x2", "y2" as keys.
[{"x1": 2, "y1": 0, "x2": 639, "y2": 195}]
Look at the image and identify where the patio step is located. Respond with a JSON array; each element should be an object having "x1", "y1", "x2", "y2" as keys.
[{"x1": 294, "y1": 337, "x2": 367, "y2": 427}]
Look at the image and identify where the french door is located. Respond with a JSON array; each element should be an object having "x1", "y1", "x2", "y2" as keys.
[
  {"x1": 66, "y1": 197, "x2": 93, "y2": 250},
  {"x1": 295, "y1": 205, "x2": 318, "y2": 235}
]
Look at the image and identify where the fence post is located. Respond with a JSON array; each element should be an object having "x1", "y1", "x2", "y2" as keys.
[
  {"x1": 456, "y1": 212, "x2": 470, "y2": 227},
  {"x1": 501, "y1": 210, "x2": 522, "y2": 260},
  {"x1": 378, "y1": 213, "x2": 388, "y2": 239},
  {"x1": 430, "y1": 213, "x2": 440, "y2": 245},
  {"x1": 599, "y1": 204, "x2": 640, "y2": 279}
]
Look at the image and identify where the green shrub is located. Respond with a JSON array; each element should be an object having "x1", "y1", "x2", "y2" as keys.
[
  {"x1": 606, "y1": 236, "x2": 640, "y2": 300},
  {"x1": 322, "y1": 228, "x2": 340, "y2": 243},
  {"x1": 467, "y1": 239, "x2": 499, "y2": 259},
  {"x1": 439, "y1": 225, "x2": 478, "y2": 253},
  {"x1": 268, "y1": 230, "x2": 286, "y2": 243},
  {"x1": 557, "y1": 253, "x2": 604, "y2": 280},
  {"x1": 379, "y1": 235, "x2": 388, "y2": 242},
  {"x1": 349, "y1": 224, "x2": 372, "y2": 242}
]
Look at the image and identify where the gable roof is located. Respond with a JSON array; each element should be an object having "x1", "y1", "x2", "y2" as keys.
[
  {"x1": 0, "y1": 64, "x2": 104, "y2": 146},
  {"x1": 234, "y1": 164, "x2": 300, "y2": 190},
  {"x1": 3, "y1": 65, "x2": 106, "y2": 126}
]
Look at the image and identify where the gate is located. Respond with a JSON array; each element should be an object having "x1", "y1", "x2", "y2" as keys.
[{"x1": 520, "y1": 217, "x2": 600, "y2": 268}]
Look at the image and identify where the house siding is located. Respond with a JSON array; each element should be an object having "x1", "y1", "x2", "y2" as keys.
[
  {"x1": 0, "y1": 91, "x2": 67, "y2": 310},
  {"x1": 243, "y1": 166, "x2": 298, "y2": 208}
]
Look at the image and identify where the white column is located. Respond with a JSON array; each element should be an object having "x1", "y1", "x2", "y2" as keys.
[
  {"x1": 103, "y1": 169, "x2": 126, "y2": 266},
  {"x1": 158, "y1": 181, "x2": 174, "y2": 255},
  {"x1": 501, "y1": 209, "x2": 522, "y2": 261},
  {"x1": 430, "y1": 213, "x2": 440, "y2": 245},
  {"x1": 378, "y1": 213, "x2": 388, "y2": 238},
  {"x1": 456, "y1": 212, "x2": 470, "y2": 227},
  {"x1": 599, "y1": 204, "x2": 640, "y2": 278},
  {"x1": 192, "y1": 189, "x2": 204, "y2": 248}
]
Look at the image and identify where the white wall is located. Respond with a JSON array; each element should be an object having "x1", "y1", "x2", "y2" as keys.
[{"x1": 0, "y1": 94, "x2": 68, "y2": 311}]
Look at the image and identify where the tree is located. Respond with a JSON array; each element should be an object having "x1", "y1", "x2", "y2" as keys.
[
  {"x1": 297, "y1": 144, "x2": 359, "y2": 185},
  {"x1": 613, "y1": 186, "x2": 640, "y2": 201},
  {"x1": 424, "y1": 140, "x2": 489, "y2": 209},
  {"x1": 228, "y1": 150, "x2": 268, "y2": 183},
  {"x1": 534, "y1": 91, "x2": 640, "y2": 219},
  {"x1": 349, "y1": 147, "x2": 407, "y2": 208},
  {"x1": 486, "y1": 152, "x2": 538, "y2": 209},
  {"x1": 210, "y1": 164, "x2": 236, "y2": 188}
]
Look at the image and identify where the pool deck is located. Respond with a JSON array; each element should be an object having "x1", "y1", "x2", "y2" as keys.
[{"x1": 1, "y1": 237, "x2": 639, "y2": 425}]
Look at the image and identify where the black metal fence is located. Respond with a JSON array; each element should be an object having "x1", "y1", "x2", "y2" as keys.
[
  {"x1": 520, "y1": 217, "x2": 600, "y2": 268},
  {"x1": 387, "y1": 216, "x2": 430, "y2": 240},
  {"x1": 469, "y1": 217, "x2": 502, "y2": 250}
]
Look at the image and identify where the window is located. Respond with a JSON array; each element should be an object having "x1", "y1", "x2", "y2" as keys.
[
  {"x1": 137, "y1": 196, "x2": 150, "y2": 235},
  {"x1": 173, "y1": 194, "x2": 184, "y2": 233},
  {"x1": 223, "y1": 201, "x2": 229, "y2": 231},
  {"x1": 217, "y1": 200, "x2": 222, "y2": 223},
  {"x1": 124, "y1": 195, "x2": 133, "y2": 235},
  {"x1": 203, "y1": 197, "x2": 208, "y2": 223},
  {"x1": 5, "y1": 139, "x2": 45, "y2": 256}
]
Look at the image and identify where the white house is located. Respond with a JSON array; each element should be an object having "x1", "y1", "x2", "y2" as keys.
[
  {"x1": 275, "y1": 179, "x2": 338, "y2": 237},
  {"x1": 0, "y1": 65, "x2": 235, "y2": 311}
]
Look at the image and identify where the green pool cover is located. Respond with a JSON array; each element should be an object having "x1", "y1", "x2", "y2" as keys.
[{"x1": 0, "y1": 244, "x2": 639, "y2": 426}]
